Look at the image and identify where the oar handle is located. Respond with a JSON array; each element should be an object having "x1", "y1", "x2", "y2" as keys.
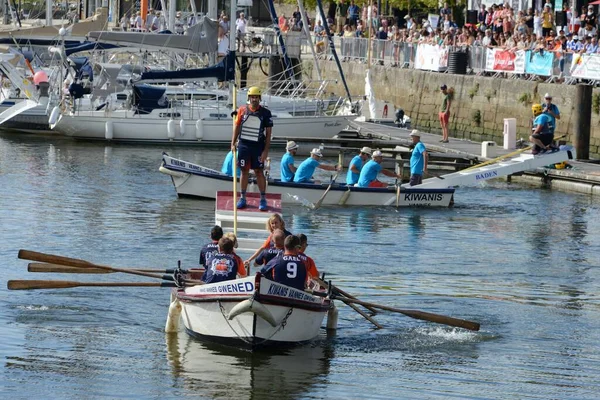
[{"x1": 7, "y1": 280, "x2": 177, "y2": 290}]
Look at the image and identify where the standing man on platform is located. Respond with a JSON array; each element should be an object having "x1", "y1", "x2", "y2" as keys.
[
  {"x1": 409, "y1": 130, "x2": 428, "y2": 186},
  {"x1": 231, "y1": 87, "x2": 273, "y2": 211},
  {"x1": 336, "y1": 0, "x2": 349, "y2": 33},
  {"x1": 439, "y1": 84, "x2": 452, "y2": 143}
]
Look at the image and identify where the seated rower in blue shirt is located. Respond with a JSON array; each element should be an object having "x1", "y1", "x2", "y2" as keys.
[
  {"x1": 357, "y1": 150, "x2": 402, "y2": 187},
  {"x1": 280, "y1": 141, "x2": 299, "y2": 182},
  {"x1": 254, "y1": 229, "x2": 285, "y2": 267},
  {"x1": 221, "y1": 150, "x2": 241, "y2": 177},
  {"x1": 293, "y1": 148, "x2": 340, "y2": 183},
  {"x1": 202, "y1": 237, "x2": 247, "y2": 284},
  {"x1": 261, "y1": 235, "x2": 307, "y2": 291},
  {"x1": 346, "y1": 146, "x2": 372, "y2": 185}
]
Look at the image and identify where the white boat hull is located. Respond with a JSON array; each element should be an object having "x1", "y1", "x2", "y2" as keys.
[
  {"x1": 176, "y1": 276, "x2": 329, "y2": 347},
  {"x1": 52, "y1": 110, "x2": 348, "y2": 144},
  {"x1": 160, "y1": 154, "x2": 455, "y2": 207}
]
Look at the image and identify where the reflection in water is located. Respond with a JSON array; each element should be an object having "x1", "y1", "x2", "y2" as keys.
[{"x1": 165, "y1": 333, "x2": 333, "y2": 400}]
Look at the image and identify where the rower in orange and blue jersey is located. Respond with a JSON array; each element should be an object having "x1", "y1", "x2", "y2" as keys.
[
  {"x1": 202, "y1": 237, "x2": 247, "y2": 284},
  {"x1": 297, "y1": 234, "x2": 319, "y2": 281},
  {"x1": 261, "y1": 235, "x2": 307, "y2": 291}
]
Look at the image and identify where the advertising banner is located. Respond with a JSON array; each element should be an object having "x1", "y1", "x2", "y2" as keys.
[
  {"x1": 415, "y1": 44, "x2": 448, "y2": 72},
  {"x1": 570, "y1": 53, "x2": 600, "y2": 79},
  {"x1": 525, "y1": 50, "x2": 554, "y2": 75},
  {"x1": 485, "y1": 48, "x2": 525, "y2": 73}
]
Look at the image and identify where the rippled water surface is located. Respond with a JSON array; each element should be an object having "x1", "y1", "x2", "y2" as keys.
[{"x1": 2, "y1": 132, "x2": 600, "y2": 399}]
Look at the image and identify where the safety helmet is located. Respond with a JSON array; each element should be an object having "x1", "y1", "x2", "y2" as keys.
[
  {"x1": 531, "y1": 103, "x2": 543, "y2": 116},
  {"x1": 247, "y1": 86, "x2": 262, "y2": 97}
]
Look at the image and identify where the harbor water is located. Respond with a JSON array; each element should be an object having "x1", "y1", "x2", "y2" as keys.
[{"x1": 1, "y1": 132, "x2": 600, "y2": 399}]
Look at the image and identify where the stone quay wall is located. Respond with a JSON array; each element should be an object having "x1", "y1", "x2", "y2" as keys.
[{"x1": 248, "y1": 60, "x2": 600, "y2": 159}]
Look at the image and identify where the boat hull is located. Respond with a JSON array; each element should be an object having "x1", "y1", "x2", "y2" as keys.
[
  {"x1": 176, "y1": 276, "x2": 329, "y2": 347},
  {"x1": 52, "y1": 111, "x2": 348, "y2": 144},
  {"x1": 160, "y1": 154, "x2": 455, "y2": 207}
]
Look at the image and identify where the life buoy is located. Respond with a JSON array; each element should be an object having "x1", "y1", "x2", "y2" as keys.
[{"x1": 382, "y1": 104, "x2": 388, "y2": 118}]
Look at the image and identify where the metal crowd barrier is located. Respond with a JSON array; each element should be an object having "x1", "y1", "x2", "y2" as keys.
[{"x1": 298, "y1": 34, "x2": 594, "y2": 84}]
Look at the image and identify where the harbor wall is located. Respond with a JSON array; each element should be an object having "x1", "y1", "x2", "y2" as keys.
[{"x1": 247, "y1": 60, "x2": 600, "y2": 159}]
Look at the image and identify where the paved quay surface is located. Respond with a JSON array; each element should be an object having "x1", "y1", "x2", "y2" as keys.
[{"x1": 349, "y1": 120, "x2": 600, "y2": 195}]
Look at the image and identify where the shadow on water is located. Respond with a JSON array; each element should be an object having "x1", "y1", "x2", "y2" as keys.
[{"x1": 165, "y1": 332, "x2": 334, "y2": 400}]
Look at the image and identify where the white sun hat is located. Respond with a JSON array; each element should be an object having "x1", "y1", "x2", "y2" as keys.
[{"x1": 310, "y1": 148, "x2": 323, "y2": 157}]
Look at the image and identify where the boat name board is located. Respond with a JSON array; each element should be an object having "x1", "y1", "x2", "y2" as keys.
[
  {"x1": 165, "y1": 156, "x2": 221, "y2": 176},
  {"x1": 475, "y1": 171, "x2": 499, "y2": 181},
  {"x1": 403, "y1": 193, "x2": 445, "y2": 203},
  {"x1": 191, "y1": 280, "x2": 255, "y2": 294},
  {"x1": 261, "y1": 281, "x2": 323, "y2": 304}
]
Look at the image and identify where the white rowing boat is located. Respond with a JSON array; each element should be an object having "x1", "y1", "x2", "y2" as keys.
[
  {"x1": 171, "y1": 275, "x2": 330, "y2": 348},
  {"x1": 159, "y1": 153, "x2": 455, "y2": 207}
]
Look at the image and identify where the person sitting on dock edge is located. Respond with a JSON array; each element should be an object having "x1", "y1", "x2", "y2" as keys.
[
  {"x1": 231, "y1": 86, "x2": 273, "y2": 211},
  {"x1": 357, "y1": 150, "x2": 402, "y2": 188},
  {"x1": 293, "y1": 148, "x2": 341, "y2": 183},
  {"x1": 261, "y1": 235, "x2": 307, "y2": 291},
  {"x1": 346, "y1": 147, "x2": 372, "y2": 185},
  {"x1": 254, "y1": 229, "x2": 285, "y2": 267},
  {"x1": 202, "y1": 237, "x2": 247, "y2": 284},
  {"x1": 530, "y1": 103, "x2": 556, "y2": 155},
  {"x1": 199, "y1": 225, "x2": 223, "y2": 268},
  {"x1": 221, "y1": 150, "x2": 241, "y2": 177},
  {"x1": 409, "y1": 130, "x2": 428, "y2": 186},
  {"x1": 280, "y1": 141, "x2": 299, "y2": 182}
]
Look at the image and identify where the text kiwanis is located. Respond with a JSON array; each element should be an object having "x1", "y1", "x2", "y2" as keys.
[{"x1": 267, "y1": 284, "x2": 316, "y2": 302}]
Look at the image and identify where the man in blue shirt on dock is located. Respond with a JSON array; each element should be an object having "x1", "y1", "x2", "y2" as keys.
[
  {"x1": 357, "y1": 150, "x2": 402, "y2": 187},
  {"x1": 346, "y1": 146, "x2": 371, "y2": 185},
  {"x1": 542, "y1": 93, "x2": 560, "y2": 134},
  {"x1": 530, "y1": 103, "x2": 555, "y2": 155},
  {"x1": 409, "y1": 130, "x2": 428, "y2": 186},
  {"x1": 280, "y1": 141, "x2": 299, "y2": 182},
  {"x1": 293, "y1": 148, "x2": 340, "y2": 183}
]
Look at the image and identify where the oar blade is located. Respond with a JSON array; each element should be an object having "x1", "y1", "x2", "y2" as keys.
[
  {"x1": 7, "y1": 280, "x2": 81, "y2": 290},
  {"x1": 28, "y1": 263, "x2": 112, "y2": 274}
]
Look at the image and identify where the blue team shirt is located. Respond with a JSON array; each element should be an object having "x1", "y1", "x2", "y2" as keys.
[
  {"x1": 542, "y1": 103, "x2": 559, "y2": 133},
  {"x1": 221, "y1": 151, "x2": 241, "y2": 176},
  {"x1": 410, "y1": 142, "x2": 427, "y2": 175},
  {"x1": 346, "y1": 155, "x2": 363, "y2": 185},
  {"x1": 199, "y1": 242, "x2": 219, "y2": 267},
  {"x1": 256, "y1": 247, "x2": 283, "y2": 266},
  {"x1": 357, "y1": 160, "x2": 382, "y2": 187},
  {"x1": 202, "y1": 253, "x2": 239, "y2": 283},
  {"x1": 533, "y1": 113, "x2": 553, "y2": 135},
  {"x1": 293, "y1": 158, "x2": 320, "y2": 183},
  {"x1": 261, "y1": 254, "x2": 307, "y2": 291},
  {"x1": 280, "y1": 153, "x2": 295, "y2": 182}
]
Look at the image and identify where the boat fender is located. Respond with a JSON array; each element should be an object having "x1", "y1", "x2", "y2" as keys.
[
  {"x1": 164, "y1": 298, "x2": 182, "y2": 333},
  {"x1": 167, "y1": 119, "x2": 176, "y2": 140},
  {"x1": 48, "y1": 106, "x2": 60, "y2": 127},
  {"x1": 105, "y1": 120, "x2": 113, "y2": 140},
  {"x1": 195, "y1": 119, "x2": 203, "y2": 141},
  {"x1": 158, "y1": 165, "x2": 188, "y2": 178},
  {"x1": 179, "y1": 119, "x2": 186, "y2": 136},
  {"x1": 228, "y1": 299, "x2": 277, "y2": 327},
  {"x1": 326, "y1": 301, "x2": 339, "y2": 330}
]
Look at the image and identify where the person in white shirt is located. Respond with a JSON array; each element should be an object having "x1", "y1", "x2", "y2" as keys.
[
  {"x1": 134, "y1": 11, "x2": 143, "y2": 32},
  {"x1": 236, "y1": 12, "x2": 248, "y2": 51},
  {"x1": 217, "y1": 26, "x2": 230, "y2": 60},
  {"x1": 145, "y1": 9, "x2": 154, "y2": 31},
  {"x1": 174, "y1": 12, "x2": 185, "y2": 34}
]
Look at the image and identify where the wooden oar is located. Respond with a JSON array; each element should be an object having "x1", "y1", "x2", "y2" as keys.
[
  {"x1": 27, "y1": 263, "x2": 174, "y2": 274},
  {"x1": 313, "y1": 172, "x2": 339, "y2": 210},
  {"x1": 336, "y1": 297, "x2": 480, "y2": 331},
  {"x1": 316, "y1": 278, "x2": 378, "y2": 314},
  {"x1": 7, "y1": 280, "x2": 177, "y2": 291},
  {"x1": 342, "y1": 300, "x2": 383, "y2": 329},
  {"x1": 18, "y1": 250, "x2": 203, "y2": 285},
  {"x1": 338, "y1": 187, "x2": 351, "y2": 205}
]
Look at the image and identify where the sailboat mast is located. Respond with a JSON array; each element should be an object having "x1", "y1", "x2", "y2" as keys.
[
  {"x1": 367, "y1": 0, "x2": 372, "y2": 67},
  {"x1": 141, "y1": 0, "x2": 148, "y2": 28},
  {"x1": 46, "y1": 0, "x2": 52, "y2": 26}
]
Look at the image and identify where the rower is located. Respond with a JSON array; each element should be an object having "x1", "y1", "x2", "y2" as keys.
[
  {"x1": 530, "y1": 103, "x2": 556, "y2": 155},
  {"x1": 280, "y1": 141, "x2": 299, "y2": 182},
  {"x1": 254, "y1": 229, "x2": 285, "y2": 267},
  {"x1": 261, "y1": 235, "x2": 307, "y2": 291},
  {"x1": 199, "y1": 225, "x2": 223, "y2": 268},
  {"x1": 221, "y1": 150, "x2": 241, "y2": 177},
  {"x1": 202, "y1": 237, "x2": 247, "y2": 284},
  {"x1": 357, "y1": 150, "x2": 402, "y2": 188},
  {"x1": 346, "y1": 146, "x2": 372, "y2": 185},
  {"x1": 245, "y1": 214, "x2": 292, "y2": 266},
  {"x1": 297, "y1": 233, "x2": 319, "y2": 280},
  {"x1": 293, "y1": 148, "x2": 341, "y2": 183},
  {"x1": 223, "y1": 232, "x2": 245, "y2": 273}
]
